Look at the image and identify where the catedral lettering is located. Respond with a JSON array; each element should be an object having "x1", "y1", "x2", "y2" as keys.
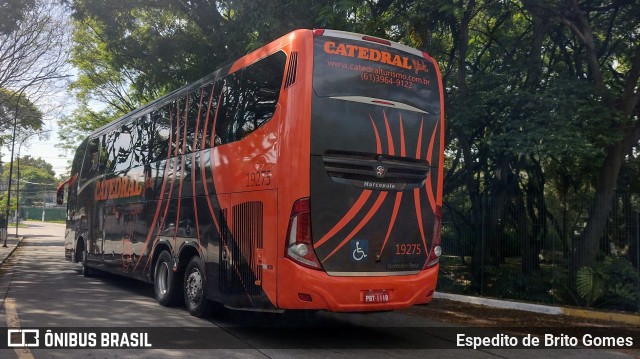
[
  {"x1": 95, "y1": 176, "x2": 143, "y2": 201},
  {"x1": 324, "y1": 40, "x2": 416, "y2": 71}
]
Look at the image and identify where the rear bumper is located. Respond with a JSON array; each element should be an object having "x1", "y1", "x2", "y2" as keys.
[{"x1": 277, "y1": 258, "x2": 438, "y2": 312}]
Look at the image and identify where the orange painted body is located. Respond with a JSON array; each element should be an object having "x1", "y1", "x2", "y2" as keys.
[{"x1": 62, "y1": 29, "x2": 444, "y2": 313}]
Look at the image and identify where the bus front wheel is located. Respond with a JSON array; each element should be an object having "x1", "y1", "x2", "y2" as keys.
[
  {"x1": 75, "y1": 240, "x2": 92, "y2": 277},
  {"x1": 184, "y1": 256, "x2": 211, "y2": 318},
  {"x1": 154, "y1": 251, "x2": 181, "y2": 306}
]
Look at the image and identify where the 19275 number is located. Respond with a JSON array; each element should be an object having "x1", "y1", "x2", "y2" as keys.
[
  {"x1": 246, "y1": 170, "x2": 272, "y2": 187},
  {"x1": 395, "y1": 243, "x2": 422, "y2": 255}
]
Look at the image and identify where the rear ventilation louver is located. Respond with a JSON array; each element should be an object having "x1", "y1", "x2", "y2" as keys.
[
  {"x1": 220, "y1": 203, "x2": 263, "y2": 296},
  {"x1": 323, "y1": 151, "x2": 430, "y2": 191},
  {"x1": 284, "y1": 52, "x2": 298, "y2": 88}
]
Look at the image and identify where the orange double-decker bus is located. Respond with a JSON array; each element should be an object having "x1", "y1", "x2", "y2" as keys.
[{"x1": 57, "y1": 29, "x2": 445, "y2": 317}]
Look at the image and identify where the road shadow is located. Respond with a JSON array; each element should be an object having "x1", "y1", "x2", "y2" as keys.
[{"x1": 73, "y1": 267, "x2": 155, "y2": 299}]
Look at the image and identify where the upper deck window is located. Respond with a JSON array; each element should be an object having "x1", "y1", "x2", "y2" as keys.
[{"x1": 214, "y1": 51, "x2": 286, "y2": 146}]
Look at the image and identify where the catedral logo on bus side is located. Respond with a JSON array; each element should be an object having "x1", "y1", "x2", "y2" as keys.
[
  {"x1": 95, "y1": 176, "x2": 144, "y2": 201},
  {"x1": 323, "y1": 40, "x2": 428, "y2": 74}
]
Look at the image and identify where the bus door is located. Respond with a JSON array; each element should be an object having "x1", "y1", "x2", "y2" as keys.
[{"x1": 78, "y1": 137, "x2": 105, "y2": 265}]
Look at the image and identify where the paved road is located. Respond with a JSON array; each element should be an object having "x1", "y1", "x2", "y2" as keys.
[{"x1": 0, "y1": 222, "x2": 634, "y2": 358}]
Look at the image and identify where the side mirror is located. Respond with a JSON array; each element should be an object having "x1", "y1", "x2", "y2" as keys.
[
  {"x1": 56, "y1": 176, "x2": 73, "y2": 205},
  {"x1": 56, "y1": 187, "x2": 64, "y2": 205}
]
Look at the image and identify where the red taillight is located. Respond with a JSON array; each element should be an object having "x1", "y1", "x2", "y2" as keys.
[
  {"x1": 285, "y1": 198, "x2": 322, "y2": 270},
  {"x1": 424, "y1": 205, "x2": 442, "y2": 269},
  {"x1": 313, "y1": 29, "x2": 325, "y2": 37},
  {"x1": 362, "y1": 35, "x2": 391, "y2": 46}
]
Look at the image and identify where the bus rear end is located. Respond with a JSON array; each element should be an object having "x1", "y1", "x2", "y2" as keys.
[{"x1": 278, "y1": 29, "x2": 444, "y2": 312}]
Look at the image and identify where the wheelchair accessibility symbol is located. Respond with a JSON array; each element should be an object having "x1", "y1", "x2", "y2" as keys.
[{"x1": 350, "y1": 240, "x2": 368, "y2": 262}]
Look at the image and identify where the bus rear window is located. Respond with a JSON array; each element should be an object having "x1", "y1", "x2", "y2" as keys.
[{"x1": 313, "y1": 36, "x2": 440, "y2": 114}]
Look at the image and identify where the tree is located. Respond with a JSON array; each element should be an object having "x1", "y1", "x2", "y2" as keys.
[
  {"x1": 1, "y1": 0, "x2": 70, "y2": 231},
  {"x1": 0, "y1": 192, "x2": 17, "y2": 223},
  {"x1": 0, "y1": 0, "x2": 71, "y2": 158},
  {"x1": 0, "y1": 0, "x2": 36, "y2": 34},
  {"x1": 375, "y1": 0, "x2": 640, "y2": 290},
  {"x1": 15, "y1": 156, "x2": 55, "y2": 176},
  {"x1": 547, "y1": 0, "x2": 640, "y2": 268},
  {"x1": 62, "y1": 0, "x2": 342, "y2": 148},
  {"x1": 1, "y1": 156, "x2": 57, "y2": 206},
  {"x1": 0, "y1": 89, "x2": 43, "y2": 147},
  {"x1": 0, "y1": 0, "x2": 71, "y2": 100}
]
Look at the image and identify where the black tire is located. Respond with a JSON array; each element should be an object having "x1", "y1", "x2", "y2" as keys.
[
  {"x1": 81, "y1": 248, "x2": 93, "y2": 277},
  {"x1": 154, "y1": 251, "x2": 181, "y2": 306},
  {"x1": 183, "y1": 256, "x2": 212, "y2": 318},
  {"x1": 76, "y1": 240, "x2": 92, "y2": 277}
]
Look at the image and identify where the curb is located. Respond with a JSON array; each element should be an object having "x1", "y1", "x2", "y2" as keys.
[
  {"x1": 435, "y1": 292, "x2": 640, "y2": 326},
  {"x1": 0, "y1": 236, "x2": 24, "y2": 266},
  {"x1": 560, "y1": 307, "x2": 640, "y2": 326}
]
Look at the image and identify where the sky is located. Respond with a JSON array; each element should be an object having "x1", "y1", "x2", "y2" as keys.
[
  {"x1": 1, "y1": 3, "x2": 77, "y2": 178},
  {"x1": 1, "y1": 118, "x2": 74, "y2": 178}
]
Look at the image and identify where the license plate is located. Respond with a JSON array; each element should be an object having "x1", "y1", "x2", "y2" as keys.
[{"x1": 363, "y1": 290, "x2": 390, "y2": 303}]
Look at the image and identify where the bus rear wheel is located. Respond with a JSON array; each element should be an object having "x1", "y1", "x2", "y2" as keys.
[
  {"x1": 154, "y1": 250, "x2": 181, "y2": 306},
  {"x1": 184, "y1": 256, "x2": 211, "y2": 318}
]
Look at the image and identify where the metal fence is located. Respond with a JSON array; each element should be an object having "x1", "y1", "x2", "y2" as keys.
[
  {"x1": 20, "y1": 206, "x2": 66, "y2": 222},
  {"x1": 438, "y1": 193, "x2": 640, "y2": 313}
]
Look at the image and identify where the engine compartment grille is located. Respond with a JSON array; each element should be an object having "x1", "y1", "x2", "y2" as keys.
[{"x1": 323, "y1": 151, "x2": 430, "y2": 191}]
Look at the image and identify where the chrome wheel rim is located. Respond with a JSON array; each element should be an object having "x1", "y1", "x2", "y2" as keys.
[
  {"x1": 186, "y1": 269, "x2": 203, "y2": 305},
  {"x1": 157, "y1": 261, "x2": 170, "y2": 295}
]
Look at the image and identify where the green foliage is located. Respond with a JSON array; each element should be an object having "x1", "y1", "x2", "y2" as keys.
[
  {"x1": 58, "y1": 100, "x2": 119, "y2": 151},
  {"x1": 0, "y1": 192, "x2": 17, "y2": 221},
  {"x1": 576, "y1": 256, "x2": 640, "y2": 310},
  {"x1": 0, "y1": 0, "x2": 36, "y2": 34},
  {"x1": 1, "y1": 156, "x2": 58, "y2": 206},
  {"x1": 576, "y1": 266, "x2": 607, "y2": 307},
  {"x1": 0, "y1": 89, "x2": 43, "y2": 147},
  {"x1": 484, "y1": 265, "x2": 555, "y2": 303},
  {"x1": 64, "y1": 0, "x2": 339, "y2": 148},
  {"x1": 15, "y1": 156, "x2": 55, "y2": 176}
]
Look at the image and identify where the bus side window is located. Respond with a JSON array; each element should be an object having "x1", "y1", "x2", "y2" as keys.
[
  {"x1": 173, "y1": 97, "x2": 186, "y2": 156},
  {"x1": 237, "y1": 51, "x2": 286, "y2": 140},
  {"x1": 130, "y1": 115, "x2": 152, "y2": 168},
  {"x1": 210, "y1": 80, "x2": 223, "y2": 147},
  {"x1": 185, "y1": 90, "x2": 199, "y2": 153},
  {"x1": 150, "y1": 106, "x2": 171, "y2": 161},
  {"x1": 211, "y1": 82, "x2": 222, "y2": 144},
  {"x1": 197, "y1": 83, "x2": 214, "y2": 150},
  {"x1": 215, "y1": 73, "x2": 242, "y2": 146},
  {"x1": 79, "y1": 137, "x2": 99, "y2": 181},
  {"x1": 214, "y1": 51, "x2": 286, "y2": 146},
  {"x1": 104, "y1": 130, "x2": 119, "y2": 173},
  {"x1": 113, "y1": 123, "x2": 134, "y2": 172},
  {"x1": 99, "y1": 133, "x2": 111, "y2": 173}
]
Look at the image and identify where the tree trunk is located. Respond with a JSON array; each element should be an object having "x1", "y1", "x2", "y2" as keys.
[
  {"x1": 558, "y1": 0, "x2": 640, "y2": 267},
  {"x1": 578, "y1": 127, "x2": 640, "y2": 267}
]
